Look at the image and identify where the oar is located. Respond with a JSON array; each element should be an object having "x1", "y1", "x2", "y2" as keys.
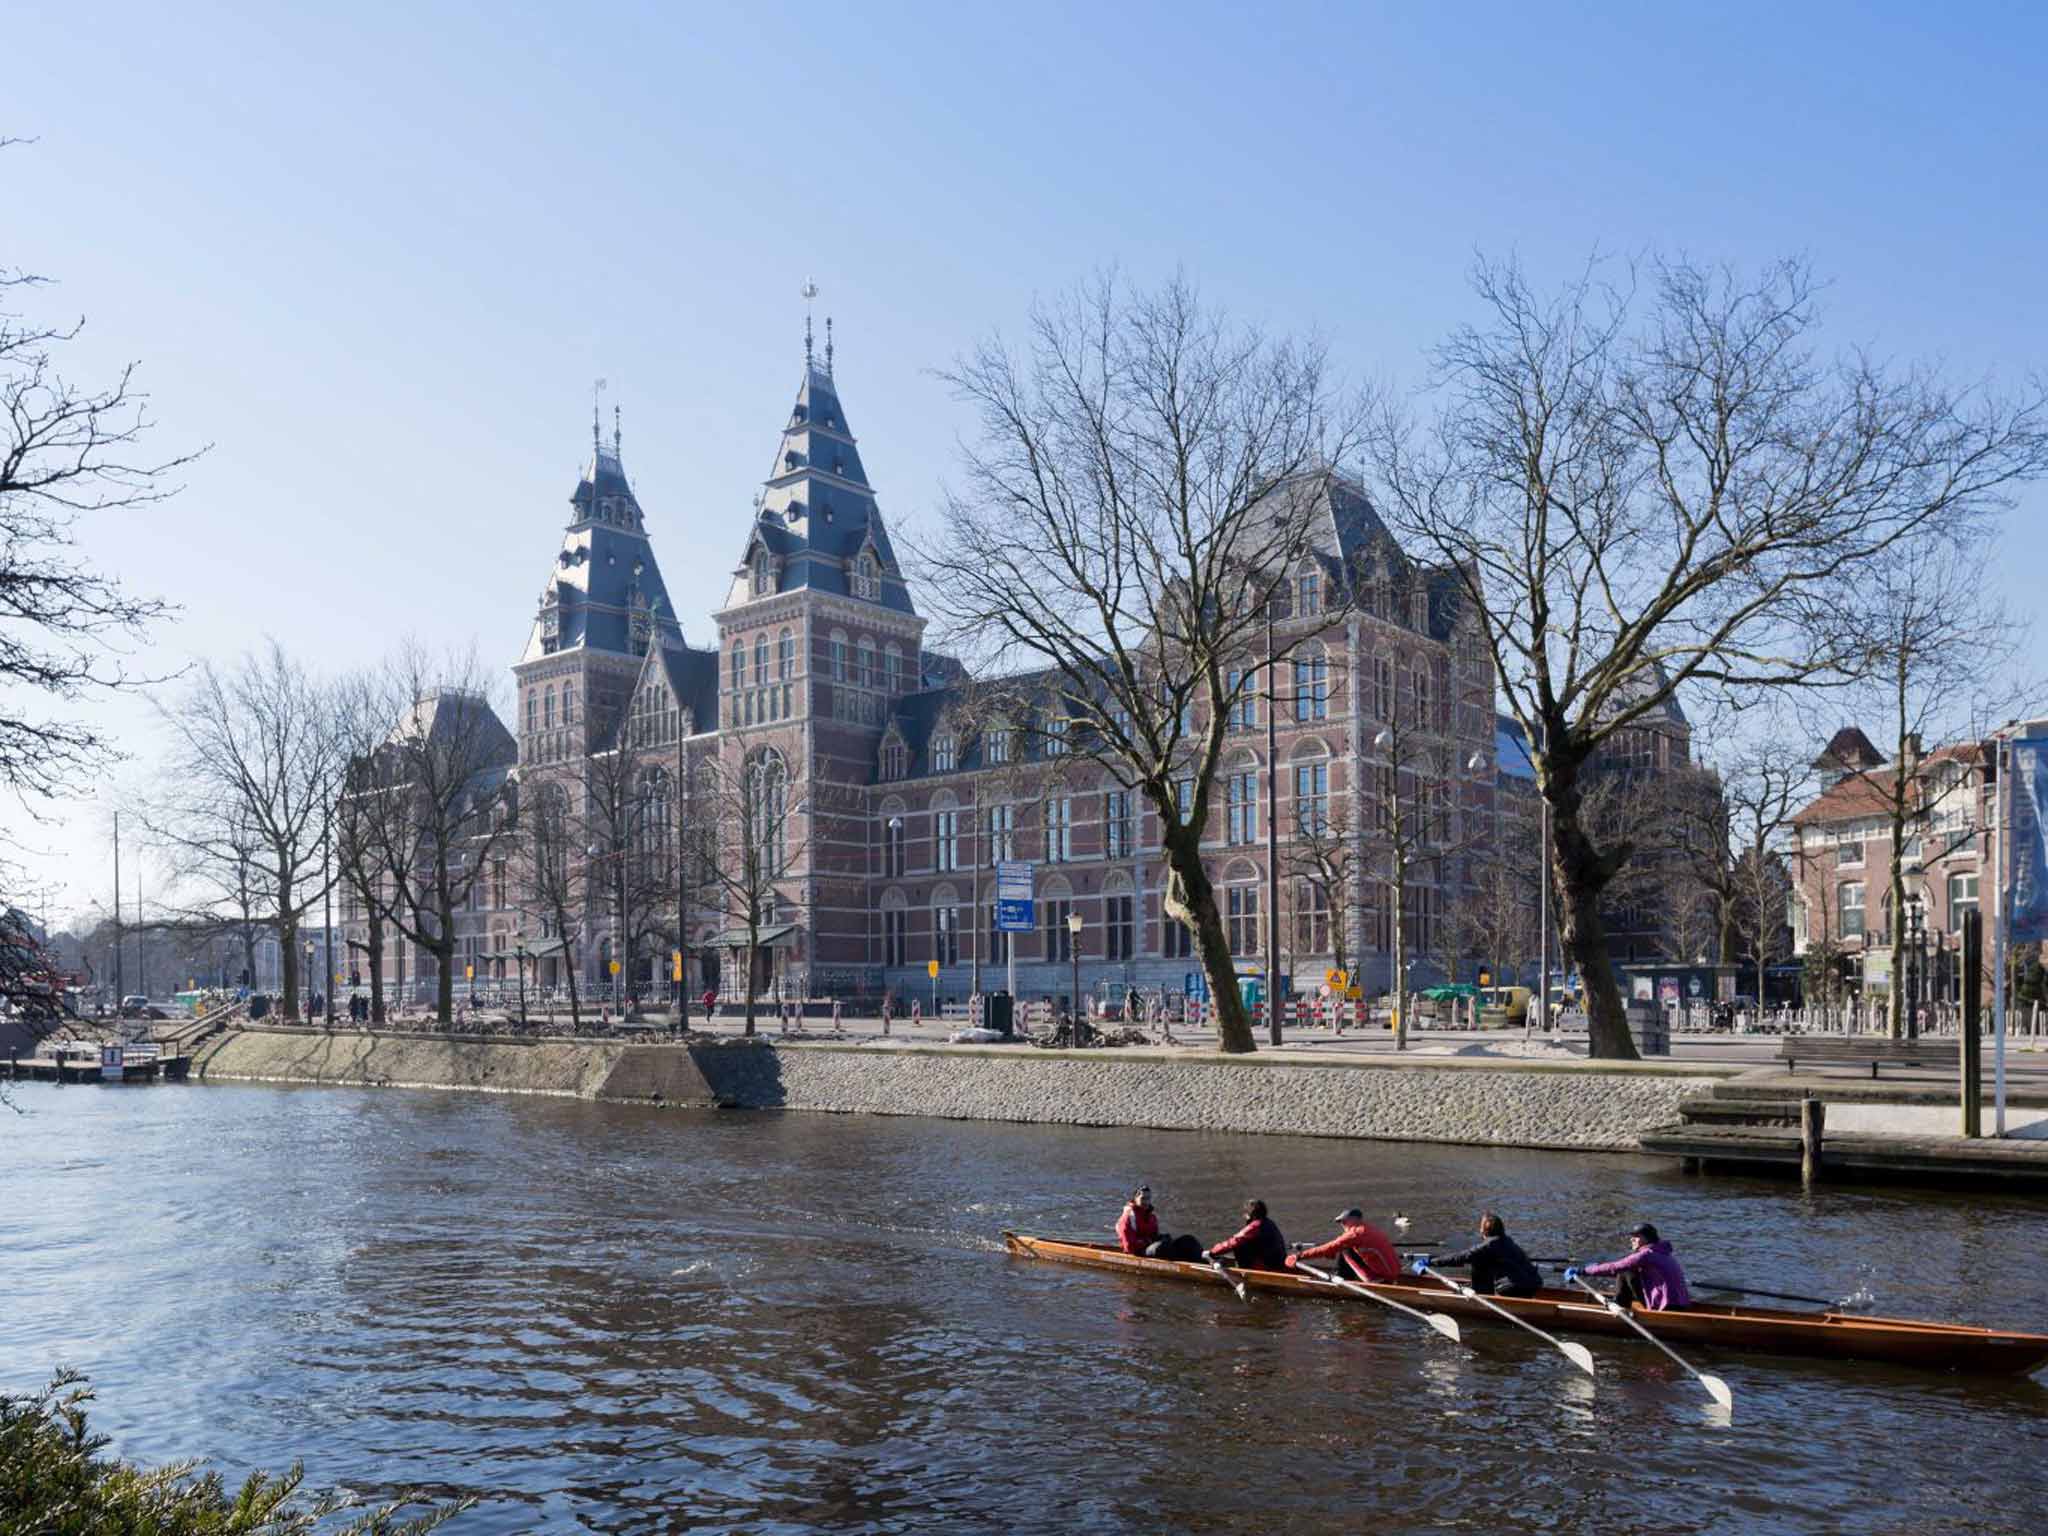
[
  {"x1": 1298, "y1": 1261, "x2": 1461, "y2": 1343},
  {"x1": 1568, "y1": 1275, "x2": 1733, "y2": 1409},
  {"x1": 1417, "y1": 1264, "x2": 1596, "y2": 1378},
  {"x1": 1207, "y1": 1255, "x2": 1248, "y2": 1303}
]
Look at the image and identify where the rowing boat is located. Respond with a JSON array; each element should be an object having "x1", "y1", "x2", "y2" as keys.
[{"x1": 1002, "y1": 1232, "x2": 2048, "y2": 1376}]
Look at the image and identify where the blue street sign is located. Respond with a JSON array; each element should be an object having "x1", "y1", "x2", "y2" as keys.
[
  {"x1": 997, "y1": 898, "x2": 1035, "y2": 932},
  {"x1": 1184, "y1": 970, "x2": 1208, "y2": 1001}
]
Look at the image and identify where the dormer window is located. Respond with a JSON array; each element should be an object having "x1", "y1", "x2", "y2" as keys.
[
  {"x1": 882, "y1": 740, "x2": 906, "y2": 780},
  {"x1": 853, "y1": 551, "x2": 882, "y2": 601},
  {"x1": 784, "y1": 451, "x2": 803, "y2": 471},
  {"x1": 933, "y1": 735, "x2": 957, "y2": 773},
  {"x1": 751, "y1": 551, "x2": 773, "y2": 598}
]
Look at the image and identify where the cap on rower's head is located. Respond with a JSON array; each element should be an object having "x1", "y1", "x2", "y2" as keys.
[
  {"x1": 1333, "y1": 1207, "x2": 1366, "y2": 1224},
  {"x1": 1629, "y1": 1222, "x2": 1660, "y2": 1242}
]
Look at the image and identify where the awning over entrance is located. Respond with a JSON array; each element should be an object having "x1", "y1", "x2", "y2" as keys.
[{"x1": 710, "y1": 923, "x2": 800, "y2": 949}]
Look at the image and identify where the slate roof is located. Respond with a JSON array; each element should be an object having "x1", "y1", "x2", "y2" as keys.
[
  {"x1": 521, "y1": 442, "x2": 686, "y2": 664},
  {"x1": 724, "y1": 363, "x2": 917, "y2": 616},
  {"x1": 656, "y1": 640, "x2": 721, "y2": 734},
  {"x1": 1816, "y1": 726, "x2": 1884, "y2": 775},
  {"x1": 1495, "y1": 715, "x2": 1537, "y2": 781},
  {"x1": 386, "y1": 689, "x2": 518, "y2": 769},
  {"x1": 1791, "y1": 741, "x2": 1985, "y2": 825}
]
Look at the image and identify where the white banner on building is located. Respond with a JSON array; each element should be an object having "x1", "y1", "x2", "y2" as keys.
[{"x1": 2010, "y1": 739, "x2": 2048, "y2": 942}]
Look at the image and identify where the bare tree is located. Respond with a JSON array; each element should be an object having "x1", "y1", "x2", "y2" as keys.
[
  {"x1": 515, "y1": 776, "x2": 584, "y2": 1029},
  {"x1": 1285, "y1": 799, "x2": 1358, "y2": 982},
  {"x1": 917, "y1": 272, "x2": 1352, "y2": 1052},
  {"x1": 1832, "y1": 538, "x2": 2036, "y2": 1036},
  {"x1": 357, "y1": 645, "x2": 516, "y2": 1024},
  {"x1": 580, "y1": 716, "x2": 683, "y2": 1019},
  {"x1": 1367, "y1": 254, "x2": 2048, "y2": 1057},
  {"x1": 149, "y1": 643, "x2": 334, "y2": 1020},
  {"x1": 1, "y1": 139, "x2": 194, "y2": 886},
  {"x1": 686, "y1": 748, "x2": 814, "y2": 1035}
]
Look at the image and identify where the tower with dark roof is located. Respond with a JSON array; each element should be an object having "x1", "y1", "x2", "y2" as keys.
[{"x1": 513, "y1": 413, "x2": 685, "y2": 771}]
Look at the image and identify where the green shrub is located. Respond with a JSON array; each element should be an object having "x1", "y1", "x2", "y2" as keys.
[{"x1": 0, "y1": 1370, "x2": 469, "y2": 1534}]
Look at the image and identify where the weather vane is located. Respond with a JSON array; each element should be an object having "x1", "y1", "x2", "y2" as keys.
[
  {"x1": 593, "y1": 377, "x2": 607, "y2": 451},
  {"x1": 802, "y1": 279, "x2": 818, "y2": 366}
]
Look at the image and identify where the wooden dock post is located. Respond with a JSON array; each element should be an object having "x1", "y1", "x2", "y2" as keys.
[
  {"x1": 1800, "y1": 1097, "x2": 1825, "y2": 1186},
  {"x1": 1962, "y1": 910, "x2": 1983, "y2": 1139}
]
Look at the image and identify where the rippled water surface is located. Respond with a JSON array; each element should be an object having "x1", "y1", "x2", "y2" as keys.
[{"x1": 4, "y1": 1080, "x2": 2046, "y2": 1533}]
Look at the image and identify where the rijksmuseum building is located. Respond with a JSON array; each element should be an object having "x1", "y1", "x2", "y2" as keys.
[{"x1": 367, "y1": 338, "x2": 1522, "y2": 1012}]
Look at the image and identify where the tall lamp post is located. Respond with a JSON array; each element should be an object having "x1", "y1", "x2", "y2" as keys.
[
  {"x1": 1901, "y1": 855, "x2": 1925, "y2": 1042},
  {"x1": 1068, "y1": 908, "x2": 1083, "y2": 1036},
  {"x1": 302, "y1": 938, "x2": 315, "y2": 1023}
]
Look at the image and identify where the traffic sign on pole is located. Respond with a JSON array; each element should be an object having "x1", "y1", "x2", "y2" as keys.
[{"x1": 995, "y1": 860, "x2": 1035, "y2": 932}]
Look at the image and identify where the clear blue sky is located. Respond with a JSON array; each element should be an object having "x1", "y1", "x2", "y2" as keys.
[{"x1": 10, "y1": 0, "x2": 2046, "y2": 925}]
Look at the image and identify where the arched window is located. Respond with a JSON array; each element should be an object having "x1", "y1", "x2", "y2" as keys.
[
  {"x1": 884, "y1": 644, "x2": 904, "y2": 694},
  {"x1": 881, "y1": 736, "x2": 906, "y2": 781},
  {"x1": 1292, "y1": 739, "x2": 1331, "y2": 838},
  {"x1": 563, "y1": 682, "x2": 576, "y2": 724},
  {"x1": 730, "y1": 642, "x2": 745, "y2": 690},
  {"x1": 857, "y1": 637, "x2": 877, "y2": 688},
  {"x1": 637, "y1": 767, "x2": 671, "y2": 863},
  {"x1": 752, "y1": 549, "x2": 772, "y2": 598},
  {"x1": 932, "y1": 791, "x2": 960, "y2": 871},
  {"x1": 778, "y1": 628, "x2": 795, "y2": 680},
  {"x1": 881, "y1": 887, "x2": 909, "y2": 966},
  {"x1": 1224, "y1": 859, "x2": 1261, "y2": 956},
  {"x1": 747, "y1": 751, "x2": 789, "y2": 877},
  {"x1": 830, "y1": 630, "x2": 849, "y2": 682},
  {"x1": 754, "y1": 633, "x2": 769, "y2": 686},
  {"x1": 1292, "y1": 642, "x2": 1328, "y2": 722},
  {"x1": 543, "y1": 686, "x2": 556, "y2": 729},
  {"x1": 854, "y1": 550, "x2": 881, "y2": 600},
  {"x1": 881, "y1": 797, "x2": 908, "y2": 878}
]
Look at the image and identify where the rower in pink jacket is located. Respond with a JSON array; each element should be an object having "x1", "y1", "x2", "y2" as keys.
[{"x1": 1568, "y1": 1222, "x2": 1693, "y2": 1310}]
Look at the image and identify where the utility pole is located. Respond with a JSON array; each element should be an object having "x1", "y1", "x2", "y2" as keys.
[
  {"x1": 112, "y1": 810, "x2": 124, "y2": 1005},
  {"x1": 1265, "y1": 600, "x2": 1282, "y2": 1045}
]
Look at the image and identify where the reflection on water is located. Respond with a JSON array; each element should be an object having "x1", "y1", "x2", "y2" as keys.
[{"x1": 3, "y1": 1081, "x2": 2046, "y2": 1533}]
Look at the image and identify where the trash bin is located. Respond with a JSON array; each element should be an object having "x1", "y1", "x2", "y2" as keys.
[
  {"x1": 1625, "y1": 1001, "x2": 1669, "y2": 1056},
  {"x1": 985, "y1": 991, "x2": 1015, "y2": 1040},
  {"x1": 249, "y1": 993, "x2": 271, "y2": 1021}
]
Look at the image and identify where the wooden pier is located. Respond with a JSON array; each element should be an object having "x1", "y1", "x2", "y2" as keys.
[{"x1": 1, "y1": 1049, "x2": 192, "y2": 1084}]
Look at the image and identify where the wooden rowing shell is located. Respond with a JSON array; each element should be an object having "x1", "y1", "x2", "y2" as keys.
[{"x1": 1001, "y1": 1232, "x2": 2048, "y2": 1377}]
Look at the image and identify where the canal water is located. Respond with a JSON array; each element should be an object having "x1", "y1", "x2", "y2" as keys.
[{"x1": 3, "y1": 1081, "x2": 2044, "y2": 1534}]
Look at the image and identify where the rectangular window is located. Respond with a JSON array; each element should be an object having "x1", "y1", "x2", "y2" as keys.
[
  {"x1": 491, "y1": 859, "x2": 507, "y2": 910},
  {"x1": 1226, "y1": 772, "x2": 1258, "y2": 845},
  {"x1": 1294, "y1": 761, "x2": 1329, "y2": 836},
  {"x1": 1044, "y1": 898, "x2": 1072, "y2": 961},
  {"x1": 1948, "y1": 871, "x2": 1979, "y2": 923},
  {"x1": 1839, "y1": 881, "x2": 1866, "y2": 939},
  {"x1": 1106, "y1": 894, "x2": 1135, "y2": 960},
  {"x1": 934, "y1": 809, "x2": 959, "y2": 871},
  {"x1": 1373, "y1": 658, "x2": 1392, "y2": 720},
  {"x1": 1838, "y1": 841, "x2": 1864, "y2": 868},
  {"x1": 933, "y1": 736, "x2": 956, "y2": 773},
  {"x1": 1413, "y1": 667, "x2": 1432, "y2": 729},
  {"x1": 936, "y1": 905, "x2": 960, "y2": 966},
  {"x1": 1295, "y1": 879, "x2": 1330, "y2": 954},
  {"x1": 1045, "y1": 796, "x2": 1072, "y2": 862},
  {"x1": 987, "y1": 803, "x2": 1016, "y2": 862},
  {"x1": 1294, "y1": 656, "x2": 1328, "y2": 721},
  {"x1": 1297, "y1": 571, "x2": 1320, "y2": 616},
  {"x1": 1226, "y1": 670, "x2": 1256, "y2": 731},
  {"x1": 884, "y1": 818, "x2": 906, "y2": 878},
  {"x1": 1164, "y1": 910, "x2": 1194, "y2": 958},
  {"x1": 830, "y1": 638, "x2": 848, "y2": 681},
  {"x1": 1173, "y1": 777, "x2": 1194, "y2": 824},
  {"x1": 1374, "y1": 762, "x2": 1393, "y2": 831},
  {"x1": 1227, "y1": 885, "x2": 1260, "y2": 956},
  {"x1": 1043, "y1": 715, "x2": 1067, "y2": 757},
  {"x1": 884, "y1": 907, "x2": 908, "y2": 967},
  {"x1": 1105, "y1": 790, "x2": 1133, "y2": 860},
  {"x1": 986, "y1": 728, "x2": 1011, "y2": 765}
]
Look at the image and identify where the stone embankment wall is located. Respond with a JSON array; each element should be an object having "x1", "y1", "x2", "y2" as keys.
[{"x1": 198, "y1": 1028, "x2": 1723, "y2": 1151}]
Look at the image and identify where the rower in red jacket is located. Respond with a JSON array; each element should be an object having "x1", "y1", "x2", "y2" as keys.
[
  {"x1": 1285, "y1": 1207, "x2": 1401, "y2": 1283},
  {"x1": 1207, "y1": 1199, "x2": 1288, "y2": 1271},
  {"x1": 1115, "y1": 1185, "x2": 1160, "y2": 1255}
]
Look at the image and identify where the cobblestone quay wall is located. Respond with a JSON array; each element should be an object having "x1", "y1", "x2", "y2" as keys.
[{"x1": 199, "y1": 1030, "x2": 1725, "y2": 1151}]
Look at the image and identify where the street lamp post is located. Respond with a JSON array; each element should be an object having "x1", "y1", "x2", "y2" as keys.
[
  {"x1": 302, "y1": 939, "x2": 315, "y2": 1023},
  {"x1": 1068, "y1": 908, "x2": 1083, "y2": 1040},
  {"x1": 1902, "y1": 856, "x2": 1925, "y2": 1042},
  {"x1": 1265, "y1": 595, "x2": 1282, "y2": 1046}
]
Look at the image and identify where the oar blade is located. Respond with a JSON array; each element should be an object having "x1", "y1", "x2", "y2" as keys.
[
  {"x1": 1561, "y1": 1340, "x2": 1598, "y2": 1378},
  {"x1": 1427, "y1": 1312, "x2": 1463, "y2": 1345},
  {"x1": 1700, "y1": 1373, "x2": 1734, "y2": 1409}
]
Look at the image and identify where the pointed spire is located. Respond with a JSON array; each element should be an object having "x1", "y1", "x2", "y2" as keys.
[
  {"x1": 613, "y1": 403, "x2": 622, "y2": 459},
  {"x1": 592, "y1": 376, "x2": 606, "y2": 454},
  {"x1": 825, "y1": 316, "x2": 834, "y2": 376},
  {"x1": 802, "y1": 278, "x2": 818, "y2": 367}
]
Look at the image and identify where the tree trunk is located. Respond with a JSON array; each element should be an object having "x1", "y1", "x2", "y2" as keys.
[
  {"x1": 1161, "y1": 827, "x2": 1253, "y2": 1052},
  {"x1": 278, "y1": 910, "x2": 300, "y2": 1021},
  {"x1": 1392, "y1": 852, "x2": 1407, "y2": 1051},
  {"x1": 1546, "y1": 761, "x2": 1640, "y2": 1061},
  {"x1": 435, "y1": 937, "x2": 454, "y2": 1023},
  {"x1": 742, "y1": 930, "x2": 759, "y2": 1036},
  {"x1": 364, "y1": 917, "x2": 386, "y2": 1024},
  {"x1": 564, "y1": 944, "x2": 581, "y2": 1029}
]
